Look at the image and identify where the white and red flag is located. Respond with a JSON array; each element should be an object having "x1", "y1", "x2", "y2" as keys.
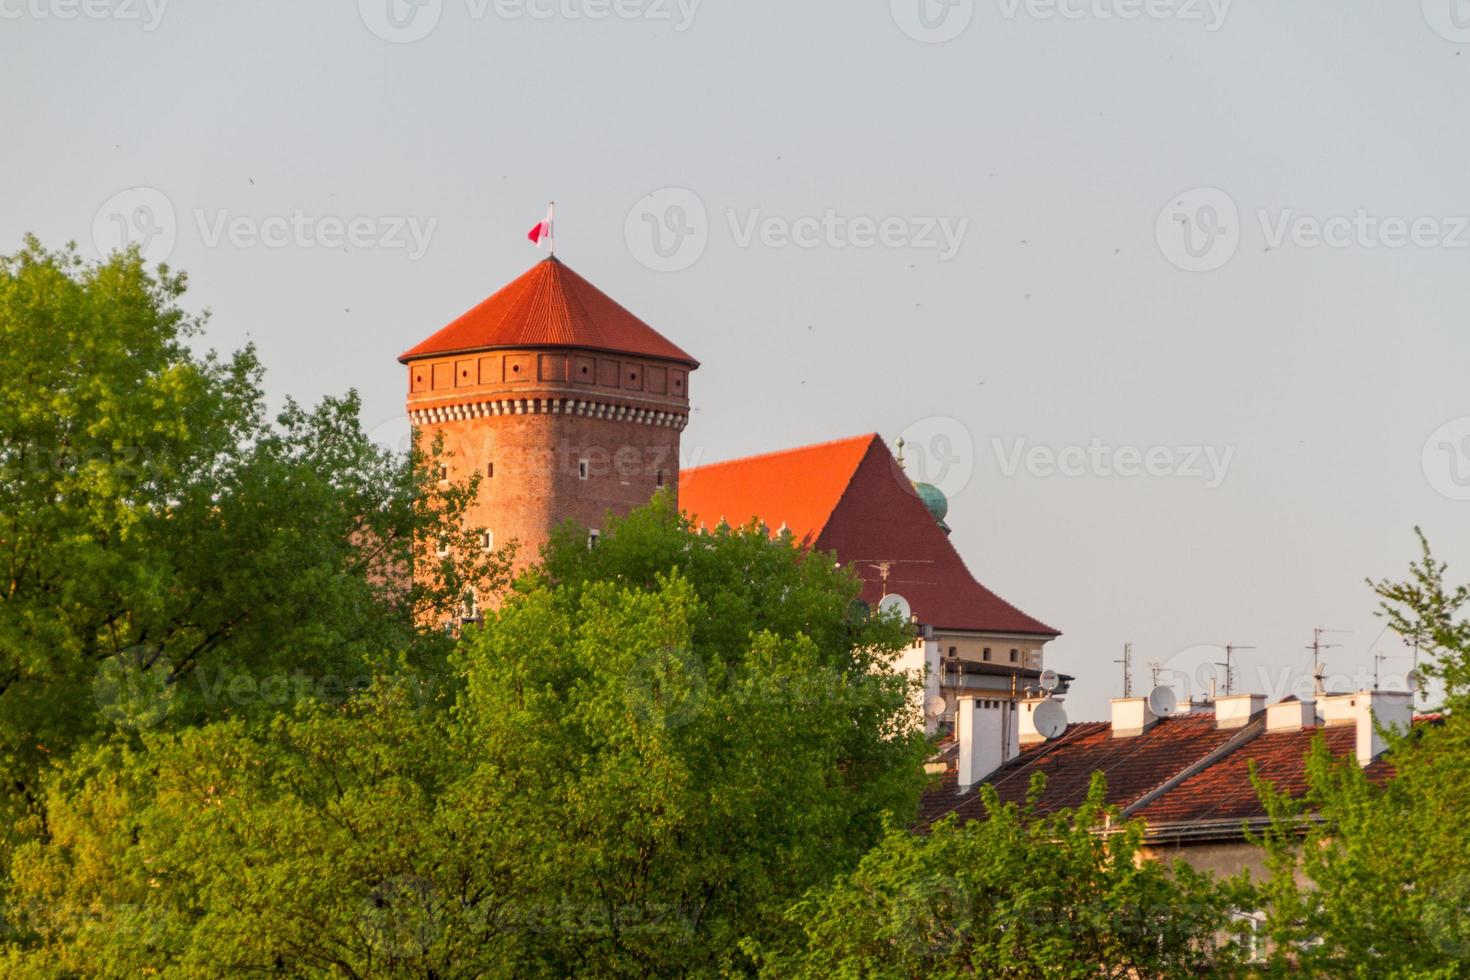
[{"x1": 528, "y1": 204, "x2": 554, "y2": 249}]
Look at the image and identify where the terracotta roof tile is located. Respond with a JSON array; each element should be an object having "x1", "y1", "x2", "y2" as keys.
[
  {"x1": 399, "y1": 257, "x2": 697, "y2": 366},
  {"x1": 678, "y1": 434, "x2": 874, "y2": 544},
  {"x1": 919, "y1": 716, "x2": 1238, "y2": 828},
  {"x1": 680, "y1": 435, "x2": 1058, "y2": 636},
  {"x1": 1135, "y1": 726, "x2": 1392, "y2": 825}
]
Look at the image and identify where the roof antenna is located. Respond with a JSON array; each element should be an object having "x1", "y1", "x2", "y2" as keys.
[
  {"x1": 1148, "y1": 661, "x2": 1164, "y2": 689},
  {"x1": 1113, "y1": 642, "x2": 1134, "y2": 698},
  {"x1": 1215, "y1": 643, "x2": 1255, "y2": 696},
  {"x1": 1307, "y1": 627, "x2": 1348, "y2": 699}
]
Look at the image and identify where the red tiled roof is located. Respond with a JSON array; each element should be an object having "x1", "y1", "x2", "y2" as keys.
[
  {"x1": 919, "y1": 716, "x2": 1239, "y2": 828},
  {"x1": 679, "y1": 434, "x2": 875, "y2": 544},
  {"x1": 679, "y1": 435, "x2": 1058, "y2": 636},
  {"x1": 1134, "y1": 726, "x2": 1393, "y2": 825},
  {"x1": 399, "y1": 257, "x2": 698, "y2": 366}
]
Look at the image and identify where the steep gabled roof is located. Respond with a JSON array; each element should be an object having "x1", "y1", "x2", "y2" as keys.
[
  {"x1": 679, "y1": 434, "x2": 1058, "y2": 636},
  {"x1": 678, "y1": 434, "x2": 875, "y2": 544},
  {"x1": 399, "y1": 257, "x2": 698, "y2": 366}
]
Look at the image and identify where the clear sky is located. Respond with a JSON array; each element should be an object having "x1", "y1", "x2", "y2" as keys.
[{"x1": 4, "y1": 0, "x2": 1469, "y2": 719}]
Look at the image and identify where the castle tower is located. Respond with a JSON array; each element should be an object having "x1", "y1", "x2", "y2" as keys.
[{"x1": 400, "y1": 256, "x2": 698, "y2": 573}]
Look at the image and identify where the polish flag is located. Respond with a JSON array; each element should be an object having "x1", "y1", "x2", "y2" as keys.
[{"x1": 528, "y1": 206, "x2": 554, "y2": 247}]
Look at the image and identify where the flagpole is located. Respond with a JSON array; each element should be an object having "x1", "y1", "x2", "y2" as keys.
[{"x1": 549, "y1": 200, "x2": 556, "y2": 257}]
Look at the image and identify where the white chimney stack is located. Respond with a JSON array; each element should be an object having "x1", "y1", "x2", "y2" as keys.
[
  {"x1": 1215, "y1": 693, "x2": 1267, "y2": 730},
  {"x1": 1320, "y1": 690, "x2": 1413, "y2": 764},
  {"x1": 1266, "y1": 696, "x2": 1315, "y2": 732},
  {"x1": 1110, "y1": 697, "x2": 1157, "y2": 738},
  {"x1": 957, "y1": 696, "x2": 1019, "y2": 790}
]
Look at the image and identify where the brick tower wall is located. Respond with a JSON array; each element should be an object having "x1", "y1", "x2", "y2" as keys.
[{"x1": 406, "y1": 347, "x2": 691, "y2": 571}]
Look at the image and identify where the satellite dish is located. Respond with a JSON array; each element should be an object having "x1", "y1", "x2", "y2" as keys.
[
  {"x1": 1147, "y1": 685, "x2": 1178, "y2": 717},
  {"x1": 1039, "y1": 668, "x2": 1060, "y2": 693},
  {"x1": 1032, "y1": 699, "x2": 1068, "y2": 740},
  {"x1": 878, "y1": 593, "x2": 912, "y2": 621},
  {"x1": 924, "y1": 694, "x2": 948, "y2": 718}
]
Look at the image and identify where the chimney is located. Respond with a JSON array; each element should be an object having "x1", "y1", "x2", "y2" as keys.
[
  {"x1": 1019, "y1": 696, "x2": 1052, "y2": 746},
  {"x1": 1110, "y1": 697, "x2": 1157, "y2": 738},
  {"x1": 1320, "y1": 690, "x2": 1413, "y2": 764},
  {"x1": 1265, "y1": 696, "x2": 1315, "y2": 732},
  {"x1": 1215, "y1": 693, "x2": 1267, "y2": 730},
  {"x1": 957, "y1": 696, "x2": 1019, "y2": 790}
]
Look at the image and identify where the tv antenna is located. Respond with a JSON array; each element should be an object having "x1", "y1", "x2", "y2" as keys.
[
  {"x1": 1372, "y1": 649, "x2": 1394, "y2": 691},
  {"x1": 1114, "y1": 642, "x2": 1134, "y2": 698},
  {"x1": 1148, "y1": 661, "x2": 1165, "y2": 689},
  {"x1": 1215, "y1": 643, "x2": 1255, "y2": 696},
  {"x1": 854, "y1": 559, "x2": 935, "y2": 599},
  {"x1": 1307, "y1": 627, "x2": 1349, "y2": 698}
]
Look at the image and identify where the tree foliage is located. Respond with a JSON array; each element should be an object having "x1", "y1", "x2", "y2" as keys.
[
  {"x1": 1, "y1": 495, "x2": 931, "y2": 976},
  {"x1": 1251, "y1": 529, "x2": 1470, "y2": 977},
  {"x1": 0, "y1": 238, "x2": 502, "y2": 879},
  {"x1": 755, "y1": 772, "x2": 1246, "y2": 979}
]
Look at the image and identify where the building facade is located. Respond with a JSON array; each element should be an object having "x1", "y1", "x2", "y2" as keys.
[{"x1": 400, "y1": 257, "x2": 698, "y2": 576}]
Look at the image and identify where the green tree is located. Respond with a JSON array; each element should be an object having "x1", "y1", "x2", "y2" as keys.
[
  {"x1": 0, "y1": 238, "x2": 503, "y2": 871},
  {"x1": 1254, "y1": 530, "x2": 1470, "y2": 978},
  {"x1": 755, "y1": 772, "x2": 1246, "y2": 979},
  {"x1": 2, "y1": 496, "x2": 931, "y2": 976}
]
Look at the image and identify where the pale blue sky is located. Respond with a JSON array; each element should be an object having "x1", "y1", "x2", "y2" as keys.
[{"x1": 4, "y1": 0, "x2": 1469, "y2": 718}]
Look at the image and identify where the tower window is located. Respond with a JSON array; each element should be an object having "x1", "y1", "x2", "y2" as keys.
[
  {"x1": 578, "y1": 459, "x2": 590, "y2": 480},
  {"x1": 486, "y1": 462, "x2": 494, "y2": 478},
  {"x1": 656, "y1": 469, "x2": 665, "y2": 488},
  {"x1": 948, "y1": 646, "x2": 957, "y2": 658},
  {"x1": 588, "y1": 529, "x2": 600, "y2": 550},
  {"x1": 436, "y1": 537, "x2": 449, "y2": 558},
  {"x1": 463, "y1": 587, "x2": 479, "y2": 622},
  {"x1": 437, "y1": 464, "x2": 449, "y2": 483},
  {"x1": 982, "y1": 647, "x2": 992, "y2": 662},
  {"x1": 481, "y1": 530, "x2": 494, "y2": 552},
  {"x1": 1010, "y1": 648, "x2": 1019, "y2": 663}
]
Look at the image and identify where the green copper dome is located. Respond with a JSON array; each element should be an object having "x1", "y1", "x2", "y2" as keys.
[{"x1": 913, "y1": 481, "x2": 949, "y2": 528}]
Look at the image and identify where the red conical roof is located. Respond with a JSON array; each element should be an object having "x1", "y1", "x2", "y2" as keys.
[{"x1": 399, "y1": 257, "x2": 698, "y2": 366}]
